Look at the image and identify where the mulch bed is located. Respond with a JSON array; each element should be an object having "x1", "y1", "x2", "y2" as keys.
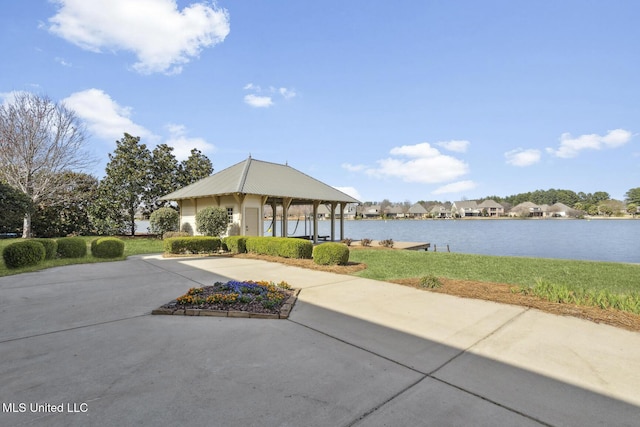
[{"x1": 153, "y1": 282, "x2": 300, "y2": 319}]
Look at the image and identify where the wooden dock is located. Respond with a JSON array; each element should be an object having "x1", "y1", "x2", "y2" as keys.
[{"x1": 356, "y1": 240, "x2": 431, "y2": 251}]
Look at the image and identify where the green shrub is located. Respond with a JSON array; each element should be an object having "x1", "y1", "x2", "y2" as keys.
[
  {"x1": 164, "y1": 236, "x2": 222, "y2": 254},
  {"x1": 163, "y1": 231, "x2": 190, "y2": 239},
  {"x1": 313, "y1": 242, "x2": 350, "y2": 265},
  {"x1": 29, "y1": 238, "x2": 58, "y2": 260},
  {"x1": 246, "y1": 236, "x2": 279, "y2": 256},
  {"x1": 56, "y1": 237, "x2": 87, "y2": 258},
  {"x1": 149, "y1": 207, "x2": 179, "y2": 236},
  {"x1": 278, "y1": 238, "x2": 313, "y2": 259},
  {"x1": 195, "y1": 207, "x2": 228, "y2": 237},
  {"x1": 245, "y1": 237, "x2": 312, "y2": 259},
  {"x1": 2, "y1": 240, "x2": 46, "y2": 269},
  {"x1": 224, "y1": 236, "x2": 247, "y2": 254},
  {"x1": 91, "y1": 237, "x2": 125, "y2": 258}
]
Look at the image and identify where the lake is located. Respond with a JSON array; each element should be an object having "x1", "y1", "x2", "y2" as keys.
[{"x1": 265, "y1": 218, "x2": 640, "y2": 263}]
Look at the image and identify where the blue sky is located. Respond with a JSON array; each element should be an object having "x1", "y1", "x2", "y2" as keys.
[{"x1": 1, "y1": 0, "x2": 638, "y2": 203}]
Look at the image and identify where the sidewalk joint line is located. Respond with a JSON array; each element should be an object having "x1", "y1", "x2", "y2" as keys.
[
  {"x1": 287, "y1": 318, "x2": 426, "y2": 375},
  {"x1": 0, "y1": 314, "x2": 148, "y2": 344},
  {"x1": 430, "y1": 376, "x2": 553, "y2": 426},
  {"x1": 427, "y1": 308, "x2": 530, "y2": 376},
  {"x1": 343, "y1": 375, "x2": 427, "y2": 427}
]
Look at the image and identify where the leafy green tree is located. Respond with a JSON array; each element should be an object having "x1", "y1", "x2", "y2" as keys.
[
  {"x1": 31, "y1": 172, "x2": 98, "y2": 237},
  {"x1": 592, "y1": 192, "x2": 610, "y2": 204},
  {"x1": 598, "y1": 204, "x2": 613, "y2": 217},
  {"x1": 149, "y1": 207, "x2": 179, "y2": 236},
  {"x1": 626, "y1": 203, "x2": 638, "y2": 217},
  {"x1": 92, "y1": 134, "x2": 152, "y2": 236},
  {"x1": 0, "y1": 92, "x2": 92, "y2": 237},
  {"x1": 0, "y1": 182, "x2": 32, "y2": 234},
  {"x1": 625, "y1": 187, "x2": 640, "y2": 205},
  {"x1": 587, "y1": 204, "x2": 599, "y2": 216},
  {"x1": 146, "y1": 144, "x2": 179, "y2": 215},
  {"x1": 178, "y1": 149, "x2": 213, "y2": 187},
  {"x1": 195, "y1": 207, "x2": 228, "y2": 237}
]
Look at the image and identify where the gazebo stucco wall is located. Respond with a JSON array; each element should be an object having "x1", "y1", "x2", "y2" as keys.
[{"x1": 160, "y1": 157, "x2": 360, "y2": 243}]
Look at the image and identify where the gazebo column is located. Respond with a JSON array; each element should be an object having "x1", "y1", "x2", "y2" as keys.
[
  {"x1": 312, "y1": 201, "x2": 320, "y2": 243},
  {"x1": 339, "y1": 202, "x2": 345, "y2": 241},
  {"x1": 330, "y1": 202, "x2": 336, "y2": 242},
  {"x1": 282, "y1": 198, "x2": 292, "y2": 237},
  {"x1": 271, "y1": 200, "x2": 277, "y2": 237}
]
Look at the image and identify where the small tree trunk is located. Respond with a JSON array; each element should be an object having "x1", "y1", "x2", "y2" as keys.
[{"x1": 22, "y1": 212, "x2": 32, "y2": 238}]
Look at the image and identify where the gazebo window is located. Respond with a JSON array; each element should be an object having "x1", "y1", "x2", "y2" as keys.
[{"x1": 227, "y1": 207, "x2": 233, "y2": 223}]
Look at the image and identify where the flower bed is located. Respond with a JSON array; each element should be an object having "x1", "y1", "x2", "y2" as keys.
[{"x1": 153, "y1": 280, "x2": 299, "y2": 319}]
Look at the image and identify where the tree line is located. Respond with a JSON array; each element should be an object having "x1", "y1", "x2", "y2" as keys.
[
  {"x1": 1, "y1": 93, "x2": 639, "y2": 238},
  {"x1": 1, "y1": 93, "x2": 212, "y2": 238}
]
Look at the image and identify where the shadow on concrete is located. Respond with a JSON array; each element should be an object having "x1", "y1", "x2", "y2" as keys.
[{"x1": 0, "y1": 255, "x2": 638, "y2": 426}]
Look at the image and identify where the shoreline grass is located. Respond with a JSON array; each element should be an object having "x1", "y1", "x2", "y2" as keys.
[
  {"x1": 348, "y1": 249, "x2": 640, "y2": 294},
  {"x1": 348, "y1": 249, "x2": 640, "y2": 315}
]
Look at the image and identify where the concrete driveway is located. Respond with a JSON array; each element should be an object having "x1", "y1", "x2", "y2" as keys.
[{"x1": 1, "y1": 255, "x2": 639, "y2": 426}]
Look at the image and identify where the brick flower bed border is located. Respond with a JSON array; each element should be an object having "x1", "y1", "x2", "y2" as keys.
[{"x1": 152, "y1": 289, "x2": 300, "y2": 319}]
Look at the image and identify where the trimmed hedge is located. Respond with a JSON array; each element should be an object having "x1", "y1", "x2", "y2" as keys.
[
  {"x1": 313, "y1": 242, "x2": 350, "y2": 266},
  {"x1": 3, "y1": 241, "x2": 46, "y2": 269},
  {"x1": 224, "y1": 236, "x2": 247, "y2": 254},
  {"x1": 245, "y1": 237, "x2": 313, "y2": 259},
  {"x1": 57, "y1": 237, "x2": 87, "y2": 259},
  {"x1": 162, "y1": 231, "x2": 190, "y2": 239},
  {"x1": 30, "y1": 238, "x2": 58, "y2": 260},
  {"x1": 91, "y1": 237, "x2": 125, "y2": 258},
  {"x1": 164, "y1": 236, "x2": 222, "y2": 254}
]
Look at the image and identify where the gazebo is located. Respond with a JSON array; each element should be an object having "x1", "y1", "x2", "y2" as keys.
[{"x1": 160, "y1": 156, "x2": 361, "y2": 243}]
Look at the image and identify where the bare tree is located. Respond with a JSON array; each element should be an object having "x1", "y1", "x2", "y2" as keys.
[{"x1": 0, "y1": 92, "x2": 93, "y2": 237}]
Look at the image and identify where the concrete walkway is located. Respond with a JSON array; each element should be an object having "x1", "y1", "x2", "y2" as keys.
[{"x1": 1, "y1": 255, "x2": 639, "y2": 426}]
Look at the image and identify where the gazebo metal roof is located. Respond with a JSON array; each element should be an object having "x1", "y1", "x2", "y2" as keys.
[{"x1": 161, "y1": 156, "x2": 361, "y2": 205}]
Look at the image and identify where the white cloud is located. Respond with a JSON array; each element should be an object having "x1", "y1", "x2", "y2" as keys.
[
  {"x1": 48, "y1": 0, "x2": 230, "y2": 75},
  {"x1": 164, "y1": 123, "x2": 215, "y2": 160},
  {"x1": 432, "y1": 180, "x2": 477, "y2": 195},
  {"x1": 243, "y1": 83, "x2": 296, "y2": 107},
  {"x1": 334, "y1": 186, "x2": 361, "y2": 201},
  {"x1": 279, "y1": 87, "x2": 297, "y2": 99},
  {"x1": 55, "y1": 57, "x2": 72, "y2": 67},
  {"x1": 367, "y1": 142, "x2": 469, "y2": 184},
  {"x1": 342, "y1": 163, "x2": 366, "y2": 172},
  {"x1": 546, "y1": 129, "x2": 632, "y2": 158},
  {"x1": 437, "y1": 140, "x2": 469, "y2": 153},
  {"x1": 505, "y1": 148, "x2": 541, "y2": 167},
  {"x1": 63, "y1": 89, "x2": 154, "y2": 141},
  {"x1": 243, "y1": 94, "x2": 273, "y2": 108}
]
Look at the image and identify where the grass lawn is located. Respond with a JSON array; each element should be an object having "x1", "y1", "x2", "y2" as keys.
[
  {"x1": 0, "y1": 236, "x2": 164, "y2": 277},
  {"x1": 348, "y1": 249, "x2": 640, "y2": 295}
]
